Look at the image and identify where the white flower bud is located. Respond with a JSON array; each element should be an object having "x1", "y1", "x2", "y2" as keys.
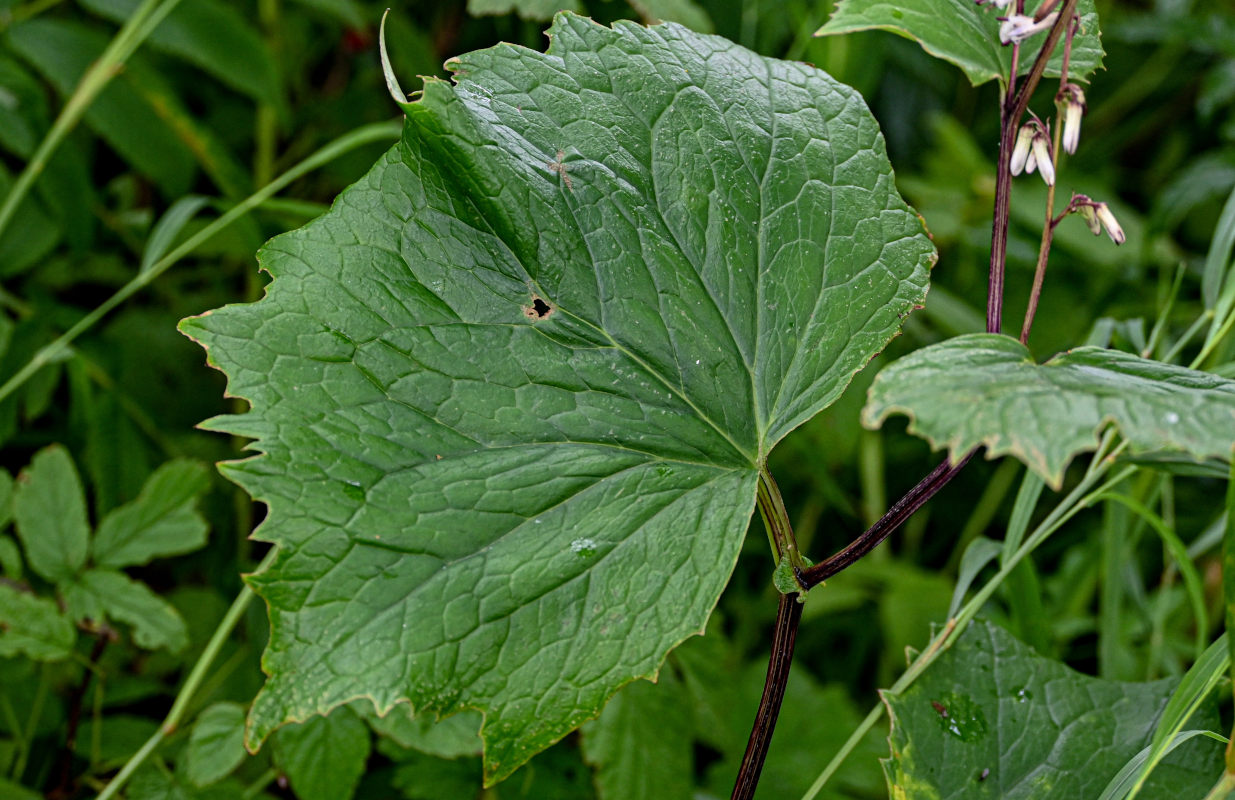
[
  {"x1": 1095, "y1": 203, "x2": 1125, "y2": 245},
  {"x1": 1059, "y1": 85, "x2": 1087, "y2": 155},
  {"x1": 1010, "y1": 124, "x2": 1035, "y2": 175},
  {"x1": 1031, "y1": 133, "x2": 1055, "y2": 185}
]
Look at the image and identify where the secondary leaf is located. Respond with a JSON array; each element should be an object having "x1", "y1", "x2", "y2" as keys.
[
  {"x1": 62, "y1": 569, "x2": 189, "y2": 652},
  {"x1": 816, "y1": 0, "x2": 1104, "y2": 87},
  {"x1": 92, "y1": 459, "x2": 210, "y2": 569},
  {"x1": 182, "y1": 14, "x2": 934, "y2": 782},
  {"x1": 185, "y1": 703, "x2": 248, "y2": 787},
  {"x1": 0, "y1": 582, "x2": 75, "y2": 661},
  {"x1": 360, "y1": 703, "x2": 483, "y2": 759},
  {"x1": 79, "y1": 0, "x2": 282, "y2": 105},
  {"x1": 581, "y1": 672, "x2": 694, "y2": 800},
  {"x1": 13, "y1": 444, "x2": 89, "y2": 582},
  {"x1": 273, "y1": 707, "x2": 371, "y2": 800},
  {"x1": 884, "y1": 620, "x2": 1223, "y2": 799},
  {"x1": 863, "y1": 334, "x2": 1235, "y2": 488}
]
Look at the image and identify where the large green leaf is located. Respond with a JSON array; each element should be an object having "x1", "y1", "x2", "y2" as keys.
[
  {"x1": 864, "y1": 334, "x2": 1235, "y2": 488},
  {"x1": 181, "y1": 13, "x2": 934, "y2": 782},
  {"x1": 816, "y1": 0, "x2": 1104, "y2": 87},
  {"x1": 884, "y1": 621, "x2": 1223, "y2": 799}
]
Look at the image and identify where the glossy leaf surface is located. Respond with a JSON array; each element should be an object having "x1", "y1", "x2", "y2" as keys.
[
  {"x1": 182, "y1": 14, "x2": 934, "y2": 781},
  {"x1": 864, "y1": 334, "x2": 1235, "y2": 488},
  {"x1": 884, "y1": 621, "x2": 1222, "y2": 799}
]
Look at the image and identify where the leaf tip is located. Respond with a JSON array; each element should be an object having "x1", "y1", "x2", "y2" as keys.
[{"x1": 379, "y1": 9, "x2": 415, "y2": 112}]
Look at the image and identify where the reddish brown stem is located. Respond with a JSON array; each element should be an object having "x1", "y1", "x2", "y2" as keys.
[
  {"x1": 987, "y1": 0, "x2": 1080, "y2": 334},
  {"x1": 729, "y1": 593, "x2": 803, "y2": 800}
]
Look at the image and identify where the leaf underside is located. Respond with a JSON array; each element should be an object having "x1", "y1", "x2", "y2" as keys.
[
  {"x1": 816, "y1": 0, "x2": 1104, "y2": 87},
  {"x1": 182, "y1": 13, "x2": 934, "y2": 782},
  {"x1": 864, "y1": 334, "x2": 1235, "y2": 489},
  {"x1": 884, "y1": 620, "x2": 1222, "y2": 799}
]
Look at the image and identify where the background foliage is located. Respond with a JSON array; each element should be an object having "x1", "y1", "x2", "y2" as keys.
[{"x1": 1, "y1": 0, "x2": 1233, "y2": 797}]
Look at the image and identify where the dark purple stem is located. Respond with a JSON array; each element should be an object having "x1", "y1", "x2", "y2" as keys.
[{"x1": 729, "y1": 593, "x2": 803, "y2": 800}]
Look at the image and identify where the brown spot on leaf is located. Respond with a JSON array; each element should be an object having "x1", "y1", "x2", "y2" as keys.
[
  {"x1": 547, "y1": 150, "x2": 573, "y2": 191},
  {"x1": 522, "y1": 296, "x2": 554, "y2": 321}
]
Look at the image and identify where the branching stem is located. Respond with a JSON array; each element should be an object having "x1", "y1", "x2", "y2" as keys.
[{"x1": 988, "y1": 0, "x2": 1080, "y2": 333}]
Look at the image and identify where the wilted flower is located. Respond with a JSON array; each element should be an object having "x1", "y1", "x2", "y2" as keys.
[
  {"x1": 1058, "y1": 84, "x2": 1087, "y2": 155},
  {"x1": 1009, "y1": 118, "x2": 1053, "y2": 185},
  {"x1": 999, "y1": 11, "x2": 1059, "y2": 44}
]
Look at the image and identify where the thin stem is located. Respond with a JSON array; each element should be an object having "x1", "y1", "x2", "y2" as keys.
[
  {"x1": 51, "y1": 629, "x2": 113, "y2": 797},
  {"x1": 1162, "y1": 310, "x2": 1214, "y2": 364},
  {"x1": 96, "y1": 548, "x2": 278, "y2": 800},
  {"x1": 987, "y1": 0, "x2": 1080, "y2": 333},
  {"x1": 0, "y1": 0, "x2": 185, "y2": 240},
  {"x1": 1020, "y1": 118, "x2": 1064, "y2": 344},
  {"x1": 0, "y1": 121, "x2": 402, "y2": 405},
  {"x1": 799, "y1": 454, "x2": 973, "y2": 589},
  {"x1": 1202, "y1": 772, "x2": 1235, "y2": 800},
  {"x1": 800, "y1": 448, "x2": 1129, "y2": 799},
  {"x1": 758, "y1": 467, "x2": 803, "y2": 571},
  {"x1": 729, "y1": 594, "x2": 803, "y2": 800}
]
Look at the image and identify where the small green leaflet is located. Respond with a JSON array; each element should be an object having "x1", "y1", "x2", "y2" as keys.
[
  {"x1": 182, "y1": 13, "x2": 934, "y2": 783},
  {"x1": 816, "y1": 0, "x2": 1104, "y2": 87},
  {"x1": 864, "y1": 334, "x2": 1235, "y2": 489}
]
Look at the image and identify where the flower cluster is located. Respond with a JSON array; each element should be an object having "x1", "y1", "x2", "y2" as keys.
[{"x1": 1010, "y1": 118, "x2": 1054, "y2": 185}]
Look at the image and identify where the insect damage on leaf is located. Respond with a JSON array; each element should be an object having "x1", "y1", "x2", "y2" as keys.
[{"x1": 522, "y1": 295, "x2": 554, "y2": 321}]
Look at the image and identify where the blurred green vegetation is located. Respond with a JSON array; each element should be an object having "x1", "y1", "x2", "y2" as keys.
[{"x1": 0, "y1": 0, "x2": 1232, "y2": 797}]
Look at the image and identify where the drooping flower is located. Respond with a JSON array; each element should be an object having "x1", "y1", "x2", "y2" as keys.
[
  {"x1": 1094, "y1": 202, "x2": 1125, "y2": 244},
  {"x1": 1009, "y1": 118, "x2": 1053, "y2": 185},
  {"x1": 1010, "y1": 124, "x2": 1036, "y2": 175},
  {"x1": 1031, "y1": 130, "x2": 1055, "y2": 185},
  {"x1": 1058, "y1": 84, "x2": 1087, "y2": 155},
  {"x1": 1071, "y1": 195, "x2": 1125, "y2": 245},
  {"x1": 999, "y1": 11, "x2": 1059, "y2": 44}
]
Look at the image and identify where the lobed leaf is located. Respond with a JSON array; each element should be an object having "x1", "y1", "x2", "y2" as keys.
[
  {"x1": 92, "y1": 459, "x2": 210, "y2": 569},
  {"x1": 883, "y1": 621, "x2": 1223, "y2": 799},
  {"x1": 863, "y1": 334, "x2": 1235, "y2": 489},
  {"x1": 62, "y1": 569, "x2": 189, "y2": 652},
  {"x1": 816, "y1": 0, "x2": 1104, "y2": 87},
  {"x1": 182, "y1": 13, "x2": 934, "y2": 782}
]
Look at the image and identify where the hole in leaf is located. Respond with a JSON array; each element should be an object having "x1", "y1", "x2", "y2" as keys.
[{"x1": 523, "y1": 296, "x2": 554, "y2": 321}]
